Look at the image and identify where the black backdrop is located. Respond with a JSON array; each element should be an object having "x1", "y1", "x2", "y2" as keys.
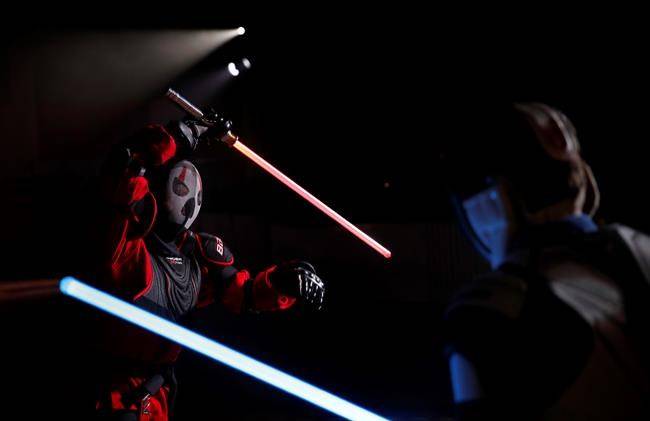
[{"x1": 1, "y1": 7, "x2": 649, "y2": 420}]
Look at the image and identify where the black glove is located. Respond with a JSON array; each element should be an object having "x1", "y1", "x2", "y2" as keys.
[
  {"x1": 197, "y1": 111, "x2": 233, "y2": 142},
  {"x1": 167, "y1": 111, "x2": 233, "y2": 156},
  {"x1": 269, "y1": 261, "x2": 326, "y2": 311}
]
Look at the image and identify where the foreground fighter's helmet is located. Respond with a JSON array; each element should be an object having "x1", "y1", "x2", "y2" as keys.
[
  {"x1": 514, "y1": 102, "x2": 599, "y2": 217},
  {"x1": 163, "y1": 160, "x2": 202, "y2": 230},
  {"x1": 446, "y1": 103, "x2": 599, "y2": 268}
]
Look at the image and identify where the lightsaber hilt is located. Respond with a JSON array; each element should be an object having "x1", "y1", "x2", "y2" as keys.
[
  {"x1": 166, "y1": 88, "x2": 238, "y2": 146},
  {"x1": 166, "y1": 88, "x2": 204, "y2": 119}
]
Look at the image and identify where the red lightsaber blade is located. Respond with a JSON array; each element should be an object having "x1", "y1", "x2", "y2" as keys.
[
  {"x1": 166, "y1": 89, "x2": 391, "y2": 258},
  {"x1": 230, "y1": 137, "x2": 391, "y2": 258}
]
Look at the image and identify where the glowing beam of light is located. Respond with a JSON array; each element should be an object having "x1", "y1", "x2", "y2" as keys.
[
  {"x1": 230, "y1": 139, "x2": 392, "y2": 258},
  {"x1": 59, "y1": 277, "x2": 389, "y2": 421},
  {"x1": 165, "y1": 88, "x2": 392, "y2": 259}
]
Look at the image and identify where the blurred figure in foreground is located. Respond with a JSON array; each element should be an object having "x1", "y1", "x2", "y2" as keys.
[{"x1": 444, "y1": 103, "x2": 650, "y2": 420}]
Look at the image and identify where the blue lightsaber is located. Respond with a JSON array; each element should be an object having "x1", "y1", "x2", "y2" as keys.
[{"x1": 59, "y1": 277, "x2": 388, "y2": 421}]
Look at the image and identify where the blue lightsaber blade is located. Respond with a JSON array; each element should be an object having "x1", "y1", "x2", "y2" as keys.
[{"x1": 60, "y1": 277, "x2": 388, "y2": 421}]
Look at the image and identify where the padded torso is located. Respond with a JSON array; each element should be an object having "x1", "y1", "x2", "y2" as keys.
[{"x1": 446, "y1": 224, "x2": 650, "y2": 419}]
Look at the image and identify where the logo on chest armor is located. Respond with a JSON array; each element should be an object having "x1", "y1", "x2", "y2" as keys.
[{"x1": 165, "y1": 256, "x2": 184, "y2": 265}]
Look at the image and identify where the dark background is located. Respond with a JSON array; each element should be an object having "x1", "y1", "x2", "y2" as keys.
[{"x1": 1, "y1": 7, "x2": 649, "y2": 420}]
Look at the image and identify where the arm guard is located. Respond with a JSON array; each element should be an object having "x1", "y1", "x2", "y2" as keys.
[
  {"x1": 101, "y1": 125, "x2": 177, "y2": 297},
  {"x1": 193, "y1": 233, "x2": 321, "y2": 313}
]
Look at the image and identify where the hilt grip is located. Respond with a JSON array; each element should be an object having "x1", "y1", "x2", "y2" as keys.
[
  {"x1": 165, "y1": 88, "x2": 238, "y2": 147},
  {"x1": 166, "y1": 88, "x2": 204, "y2": 119}
]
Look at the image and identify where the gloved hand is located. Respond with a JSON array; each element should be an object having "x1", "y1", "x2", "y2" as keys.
[
  {"x1": 197, "y1": 111, "x2": 233, "y2": 143},
  {"x1": 166, "y1": 111, "x2": 233, "y2": 157},
  {"x1": 268, "y1": 261, "x2": 326, "y2": 311},
  {"x1": 120, "y1": 125, "x2": 177, "y2": 171}
]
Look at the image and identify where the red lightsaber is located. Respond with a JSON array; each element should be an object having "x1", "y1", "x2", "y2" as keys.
[{"x1": 166, "y1": 89, "x2": 391, "y2": 258}]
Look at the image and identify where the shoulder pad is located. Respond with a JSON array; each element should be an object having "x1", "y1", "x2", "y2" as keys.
[
  {"x1": 445, "y1": 272, "x2": 528, "y2": 320},
  {"x1": 605, "y1": 223, "x2": 650, "y2": 284},
  {"x1": 194, "y1": 232, "x2": 234, "y2": 266}
]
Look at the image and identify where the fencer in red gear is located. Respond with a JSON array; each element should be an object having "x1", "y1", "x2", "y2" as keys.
[{"x1": 93, "y1": 116, "x2": 325, "y2": 421}]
